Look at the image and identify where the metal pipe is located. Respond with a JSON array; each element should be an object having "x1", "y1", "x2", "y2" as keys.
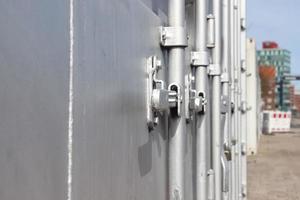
[
  {"x1": 208, "y1": 169, "x2": 215, "y2": 200},
  {"x1": 240, "y1": 0, "x2": 247, "y2": 199},
  {"x1": 194, "y1": 0, "x2": 209, "y2": 200},
  {"x1": 230, "y1": 0, "x2": 238, "y2": 199},
  {"x1": 221, "y1": 0, "x2": 231, "y2": 199},
  {"x1": 212, "y1": 0, "x2": 222, "y2": 199},
  {"x1": 233, "y1": 0, "x2": 241, "y2": 199},
  {"x1": 234, "y1": 0, "x2": 242, "y2": 198},
  {"x1": 222, "y1": 0, "x2": 231, "y2": 151},
  {"x1": 168, "y1": 0, "x2": 186, "y2": 199}
]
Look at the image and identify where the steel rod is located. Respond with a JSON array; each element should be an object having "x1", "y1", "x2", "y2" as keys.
[
  {"x1": 212, "y1": 0, "x2": 222, "y2": 199},
  {"x1": 195, "y1": 0, "x2": 209, "y2": 199},
  {"x1": 168, "y1": 0, "x2": 187, "y2": 199}
]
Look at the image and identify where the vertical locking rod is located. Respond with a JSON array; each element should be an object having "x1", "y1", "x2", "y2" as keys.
[
  {"x1": 212, "y1": 0, "x2": 222, "y2": 199},
  {"x1": 194, "y1": 0, "x2": 209, "y2": 200},
  {"x1": 168, "y1": 0, "x2": 187, "y2": 199}
]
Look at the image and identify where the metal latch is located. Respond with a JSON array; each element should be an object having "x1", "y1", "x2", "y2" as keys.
[
  {"x1": 185, "y1": 74, "x2": 207, "y2": 121},
  {"x1": 159, "y1": 26, "x2": 188, "y2": 47},
  {"x1": 221, "y1": 95, "x2": 229, "y2": 114},
  {"x1": 190, "y1": 92, "x2": 206, "y2": 114},
  {"x1": 146, "y1": 56, "x2": 168, "y2": 130},
  {"x1": 146, "y1": 56, "x2": 184, "y2": 130},
  {"x1": 168, "y1": 84, "x2": 182, "y2": 117}
]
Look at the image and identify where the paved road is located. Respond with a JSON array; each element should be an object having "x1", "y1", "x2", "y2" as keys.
[{"x1": 248, "y1": 132, "x2": 300, "y2": 200}]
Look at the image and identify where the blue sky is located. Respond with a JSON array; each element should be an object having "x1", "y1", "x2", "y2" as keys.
[{"x1": 247, "y1": 0, "x2": 300, "y2": 89}]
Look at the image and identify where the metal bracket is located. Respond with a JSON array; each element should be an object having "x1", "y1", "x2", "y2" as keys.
[
  {"x1": 240, "y1": 101, "x2": 247, "y2": 113},
  {"x1": 159, "y1": 26, "x2": 188, "y2": 47},
  {"x1": 146, "y1": 56, "x2": 185, "y2": 130},
  {"x1": 191, "y1": 51, "x2": 209, "y2": 66},
  {"x1": 191, "y1": 92, "x2": 206, "y2": 114},
  {"x1": 185, "y1": 74, "x2": 207, "y2": 121},
  {"x1": 241, "y1": 142, "x2": 247, "y2": 156},
  {"x1": 231, "y1": 101, "x2": 235, "y2": 114},
  {"x1": 221, "y1": 72, "x2": 229, "y2": 83},
  {"x1": 224, "y1": 143, "x2": 232, "y2": 161},
  {"x1": 146, "y1": 56, "x2": 168, "y2": 130},
  {"x1": 208, "y1": 64, "x2": 221, "y2": 76},
  {"x1": 241, "y1": 17, "x2": 246, "y2": 31},
  {"x1": 221, "y1": 95, "x2": 229, "y2": 114},
  {"x1": 241, "y1": 59, "x2": 246, "y2": 72},
  {"x1": 231, "y1": 137, "x2": 237, "y2": 146},
  {"x1": 168, "y1": 83, "x2": 182, "y2": 117},
  {"x1": 241, "y1": 184, "x2": 247, "y2": 198},
  {"x1": 207, "y1": 14, "x2": 215, "y2": 48}
]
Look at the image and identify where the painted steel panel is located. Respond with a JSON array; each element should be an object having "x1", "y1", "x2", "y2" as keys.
[
  {"x1": 0, "y1": 1, "x2": 69, "y2": 200},
  {"x1": 72, "y1": 0, "x2": 171, "y2": 199}
]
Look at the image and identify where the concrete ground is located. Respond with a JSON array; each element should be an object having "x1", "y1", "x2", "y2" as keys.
[{"x1": 248, "y1": 121, "x2": 300, "y2": 200}]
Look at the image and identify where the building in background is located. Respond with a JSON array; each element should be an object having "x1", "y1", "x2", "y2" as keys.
[
  {"x1": 257, "y1": 41, "x2": 291, "y2": 110},
  {"x1": 294, "y1": 90, "x2": 300, "y2": 116},
  {"x1": 289, "y1": 85, "x2": 295, "y2": 108},
  {"x1": 259, "y1": 66, "x2": 276, "y2": 110}
]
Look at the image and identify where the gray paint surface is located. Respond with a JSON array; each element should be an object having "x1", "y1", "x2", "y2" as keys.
[
  {"x1": 0, "y1": 1, "x2": 69, "y2": 199},
  {"x1": 72, "y1": 0, "x2": 170, "y2": 199},
  {"x1": 0, "y1": 1, "x2": 197, "y2": 200}
]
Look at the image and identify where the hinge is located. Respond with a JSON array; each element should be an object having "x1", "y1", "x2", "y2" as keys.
[
  {"x1": 190, "y1": 51, "x2": 209, "y2": 66},
  {"x1": 159, "y1": 26, "x2": 188, "y2": 47},
  {"x1": 207, "y1": 14, "x2": 215, "y2": 48}
]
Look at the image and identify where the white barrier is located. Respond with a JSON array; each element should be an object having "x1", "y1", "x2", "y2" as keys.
[{"x1": 262, "y1": 111, "x2": 291, "y2": 134}]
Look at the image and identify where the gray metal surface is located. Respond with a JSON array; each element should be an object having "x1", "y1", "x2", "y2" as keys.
[
  {"x1": 0, "y1": 1, "x2": 69, "y2": 200},
  {"x1": 0, "y1": 0, "x2": 254, "y2": 200},
  {"x1": 71, "y1": 1, "x2": 174, "y2": 200}
]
